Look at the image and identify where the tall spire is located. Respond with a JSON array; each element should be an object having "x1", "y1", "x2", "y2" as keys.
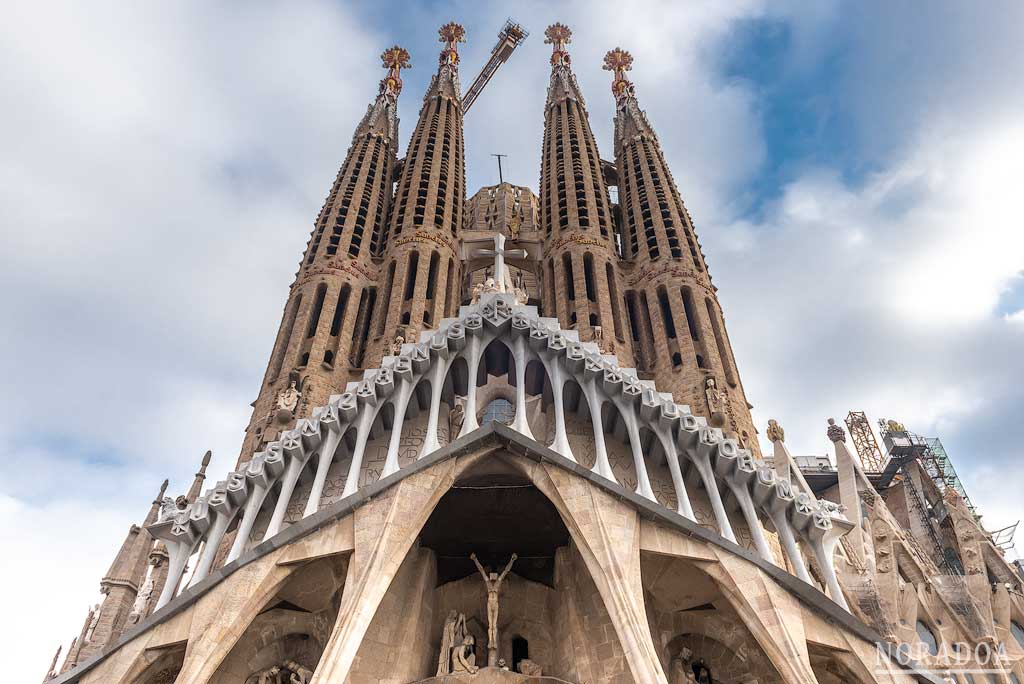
[
  {"x1": 603, "y1": 48, "x2": 658, "y2": 152},
  {"x1": 369, "y1": 24, "x2": 467, "y2": 362},
  {"x1": 424, "y1": 22, "x2": 465, "y2": 103},
  {"x1": 235, "y1": 45, "x2": 411, "y2": 464},
  {"x1": 354, "y1": 45, "x2": 410, "y2": 142},
  {"x1": 543, "y1": 23, "x2": 585, "y2": 108},
  {"x1": 538, "y1": 24, "x2": 627, "y2": 361},
  {"x1": 603, "y1": 49, "x2": 759, "y2": 453},
  {"x1": 186, "y1": 450, "x2": 211, "y2": 502}
]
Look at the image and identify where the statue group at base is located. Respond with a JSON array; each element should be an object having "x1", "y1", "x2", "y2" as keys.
[
  {"x1": 249, "y1": 659, "x2": 313, "y2": 684},
  {"x1": 437, "y1": 611, "x2": 477, "y2": 676},
  {"x1": 436, "y1": 552, "x2": 520, "y2": 676}
]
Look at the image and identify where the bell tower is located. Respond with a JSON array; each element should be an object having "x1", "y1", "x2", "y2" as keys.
[
  {"x1": 236, "y1": 46, "x2": 409, "y2": 463},
  {"x1": 538, "y1": 24, "x2": 632, "y2": 362},
  {"x1": 604, "y1": 48, "x2": 759, "y2": 451},
  {"x1": 366, "y1": 22, "x2": 467, "y2": 363}
]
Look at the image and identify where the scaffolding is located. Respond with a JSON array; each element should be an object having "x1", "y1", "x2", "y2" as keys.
[
  {"x1": 878, "y1": 419, "x2": 976, "y2": 514},
  {"x1": 845, "y1": 410, "x2": 886, "y2": 472},
  {"x1": 990, "y1": 522, "x2": 1019, "y2": 555}
]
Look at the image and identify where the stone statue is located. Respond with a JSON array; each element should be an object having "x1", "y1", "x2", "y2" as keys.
[
  {"x1": 283, "y1": 660, "x2": 312, "y2": 684},
  {"x1": 705, "y1": 377, "x2": 726, "y2": 428},
  {"x1": 390, "y1": 334, "x2": 405, "y2": 357},
  {"x1": 826, "y1": 417, "x2": 846, "y2": 443},
  {"x1": 471, "y1": 551, "x2": 517, "y2": 666},
  {"x1": 436, "y1": 609, "x2": 460, "y2": 676},
  {"x1": 449, "y1": 399, "x2": 466, "y2": 440},
  {"x1": 518, "y1": 659, "x2": 543, "y2": 676},
  {"x1": 275, "y1": 381, "x2": 301, "y2": 422},
  {"x1": 766, "y1": 419, "x2": 784, "y2": 443},
  {"x1": 512, "y1": 284, "x2": 528, "y2": 305},
  {"x1": 127, "y1": 574, "x2": 154, "y2": 625},
  {"x1": 593, "y1": 324, "x2": 609, "y2": 353},
  {"x1": 255, "y1": 666, "x2": 281, "y2": 684},
  {"x1": 451, "y1": 634, "x2": 478, "y2": 674},
  {"x1": 83, "y1": 604, "x2": 100, "y2": 644},
  {"x1": 470, "y1": 272, "x2": 488, "y2": 304},
  {"x1": 256, "y1": 667, "x2": 278, "y2": 684},
  {"x1": 508, "y1": 209, "x2": 522, "y2": 239},
  {"x1": 511, "y1": 271, "x2": 528, "y2": 305},
  {"x1": 669, "y1": 655, "x2": 688, "y2": 684},
  {"x1": 158, "y1": 496, "x2": 179, "y2": 522}
]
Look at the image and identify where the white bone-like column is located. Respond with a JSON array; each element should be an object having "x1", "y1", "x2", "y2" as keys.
[
  {"x1": 226, "y1": 483, "x2": 270, "y2": 563},
  {"x1": 690, "y1": 447, "x2": 737, "y2": 543},
  {"x1": 341, "y1": 400, "x2": 378, "y2": 498},
  {"x1": 613, "y1": 396, "x2": 656, "y2": 501},
  {"x1": 190, "y1": 514, "x2": 231, "y2": 586},
  {"x1": 419, "y1": 354, "x2": 450, "y2": 458},
  {"x1": 580, "y1": 378, "x2": 616, "y2": 483},
  {"x1": 654, "y1": 427, "x2": 694, "y2": 519},
  {"x1": 458, "y1": 332, "x2": 483, "y2": 437},
  {"x1": 155, "y1": 538, "x2": 194, "y2": 610},
  {"x1": 727, "y1": 481, "x2": 775, "y2": 562},
  {"x1": 189, "y1": 477, "x2": 244, "y2": 586},
  {"x1": 771, "y1": 508, "x2": 813, "y2": 583},
  {"x1": 510, "y1": 335, "x2": 535, "y2": 439},
  {"x1": 543, "y1": 359, "x2": 574, "y2": 461},
  {"x1": 304, "y1": 427, "x2": 343, "y2": 517},
  {"x1": 264, "y1": 453, "x2": 306, "y2": 541},
  {"x1": 806, "y1": 524, "x2": 847, "y2": 610},
  {"x1": 382, "y1": 374, "x2": 416, "y2": 478}
]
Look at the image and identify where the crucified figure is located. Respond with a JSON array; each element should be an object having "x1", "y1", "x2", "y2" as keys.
[{"x1": 470, "y1": 551, "x2": 517, "y2": 664}]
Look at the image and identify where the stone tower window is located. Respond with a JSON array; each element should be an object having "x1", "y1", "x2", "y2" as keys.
[
  {"x1": 605, "y1": 262, "x2": 623, "y2": 340},
  {"x1": 403, "y1": 252, "x2": 420, "y2": 301},
  {"x1": 583, "y1": 253, "x2": 597, "y2": 302},
  {"x1": 329, "y1": 285, "x2": 351, "y2": 338},
  {"x1": 561, "y1": 253, "x2": 575, "y2": 302},
  {"x1": 426, "y1": 251, "x2": 440, "y2": 301},
  {"x1": 680, "y1": 287, "x2": 699, "y2": 340},
  {"x1": 657, "y1": 287, "x2": 676, "y2": 340},
  {"x1": 377, "y1": 263, "x2": 395, "y2": 336},
  {"x1": 306, "y1": 284, "x2": 328, "y2": 339},
  {"x1": 705, "y1": 298, "x2": 737, "y2": 387},
  {"x1": 269, "y1": 293, "x2": 301, "y2": 381}
]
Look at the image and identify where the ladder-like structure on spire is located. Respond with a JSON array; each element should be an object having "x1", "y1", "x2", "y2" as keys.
[{"x1": 462, "y1": 19, "x2": 528, "y2": 114}]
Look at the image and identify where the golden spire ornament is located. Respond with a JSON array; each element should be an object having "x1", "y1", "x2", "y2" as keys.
[{"x1": 379, "y1": 46, "x2": 411, "y2": 98}]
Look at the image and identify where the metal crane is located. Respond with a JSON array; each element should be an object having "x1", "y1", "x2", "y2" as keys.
[{"x1": 462, "y1": 19, "x2": 529, "y2": 114}]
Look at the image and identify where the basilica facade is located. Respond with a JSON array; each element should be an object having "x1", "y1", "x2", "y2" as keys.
[{"x1": 44, "y1": 21, "x2": 1024, "y2": 684}]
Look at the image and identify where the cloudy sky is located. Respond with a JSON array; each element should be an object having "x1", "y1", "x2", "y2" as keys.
[{"x1": 3, "y1": 1, "x2": 1023, "y2": 679}]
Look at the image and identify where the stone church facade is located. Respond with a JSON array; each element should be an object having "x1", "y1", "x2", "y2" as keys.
[{"x1": 44, "y1": 22, "x2": 1024, "y2": 684}]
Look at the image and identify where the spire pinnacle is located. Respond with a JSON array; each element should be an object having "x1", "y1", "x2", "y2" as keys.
[
  {"x1": 602, "y1": 47, "x2": 635, "y2": 102},
  {"x1": 186, "y1": 450, "x2": 211, "y2": 502},
  {"x1": 438, "y1": 22, "x2": 466, "y2": 67},
  {"x1": 544, "y1": 23, "x2": 572, "y2": 67},
  {"x1": 379, "y1": 45, "x2": 411, "y2": 99}
]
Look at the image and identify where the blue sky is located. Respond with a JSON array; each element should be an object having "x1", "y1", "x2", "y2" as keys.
[{"x1": 2, "y1": 2, "x2": 1023, "y2": 679}]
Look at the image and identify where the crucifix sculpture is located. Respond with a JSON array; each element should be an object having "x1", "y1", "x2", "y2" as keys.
[
  {"x1": 470, "y1": 551, "x2": 517, "y2": 667},
  {"x1": 476, "y1": 233, "x2": 527, "y2": 295}
]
